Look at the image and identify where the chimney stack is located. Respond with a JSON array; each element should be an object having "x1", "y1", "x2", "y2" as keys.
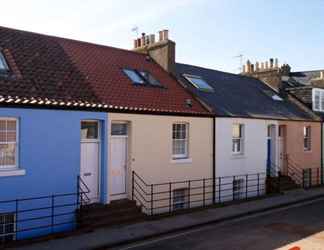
[
  {"x1": 320, "y1": 71, "x2": 324, "y2": 79},
  {"x1": 133, "y1": 29, "x2": 175, "y2": 74}
]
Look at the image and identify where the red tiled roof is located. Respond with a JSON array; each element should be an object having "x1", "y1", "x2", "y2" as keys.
[{"x1": 0, "y1": 26, "x2": 210, "y2": 116}]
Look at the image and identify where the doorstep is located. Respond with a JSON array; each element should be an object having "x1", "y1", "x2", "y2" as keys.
[{"x1": 11, "y1": 187, "x2": 324, "y2": 250}]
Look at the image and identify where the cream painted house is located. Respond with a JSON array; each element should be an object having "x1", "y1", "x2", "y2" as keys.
[{"x1": 108, "y1": 113, "x2": 213, "y2": 212}]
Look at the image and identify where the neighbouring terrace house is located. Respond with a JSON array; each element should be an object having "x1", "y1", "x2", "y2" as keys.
[
  {"x1": 242, "y1": 58, "x2": 323, "y2": 187},
  {"x1": 133, "y1": 31, "x2": 322, "y2": 198},
  {"x1": 0, "y1": 26, "x2": 213, "y2": 241}
]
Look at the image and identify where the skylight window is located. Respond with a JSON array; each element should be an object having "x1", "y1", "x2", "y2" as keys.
[
  {"x1": 123, "y1": 68, "x2": 162, "y2": 87},
  {"x1": 0, "y1": 52, "x2": 9, "y2": 72},
  {"x1": 183, "y1": 74, "x2": 214, "y2": 92},
  {"x1": 123, "y1": 69, "x2": 145, "y2": 84},
  {"x1": 139, "y1": 71, "x2": 161, "y2": 86}
]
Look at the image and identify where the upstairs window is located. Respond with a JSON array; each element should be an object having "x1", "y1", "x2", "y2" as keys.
[
  {"x1": 123, "y1": 69, "x2": 145, "y2": 85},
  {"x1": 0, "y1": 118, "x2": 18, "y2": 169},
  {"x1": 312, "y1": 88, "x2": 324, "y2": 112},
  {"x1": 172, "y1": 123, "x2": 189, "y2": 159},
  {"x1": 0, "y1": 52, "x2": 9, "y2": 72},
  {"x1": 183, "y1": 74, "x2": 214, "y2": 92},
  {"x1": 232, "y1": 124, "x2": 244, "y2": 154},
  {"x1": 303, "y1": 126, "x2": 311, "y2": 151},
  {"x1": 139, "y1": 71, "x2": 161, "y2": 86}
]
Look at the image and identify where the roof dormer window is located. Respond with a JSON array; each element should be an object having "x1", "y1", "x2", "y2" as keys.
[{"x1": 0, "y1": 52, "x2": 9, "y2": 72}]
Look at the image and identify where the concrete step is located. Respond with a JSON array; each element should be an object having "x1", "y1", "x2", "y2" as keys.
[{"x1": 77, "y1": 199, "x2": 146, "y2": 229}]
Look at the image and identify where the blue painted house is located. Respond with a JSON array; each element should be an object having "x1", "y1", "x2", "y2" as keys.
[{"x1": 0, "y1": 26, "x2": 111, "y2": 241}]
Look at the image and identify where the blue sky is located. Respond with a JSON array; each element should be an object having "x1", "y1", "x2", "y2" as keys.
[{"x1": 1, "y1": 0, "x2": 323, "y2": 73}]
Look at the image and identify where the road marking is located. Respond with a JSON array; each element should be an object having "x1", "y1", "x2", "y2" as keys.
[{"x1": 112, "y1": 197, "x2": 324, "y2": 250}]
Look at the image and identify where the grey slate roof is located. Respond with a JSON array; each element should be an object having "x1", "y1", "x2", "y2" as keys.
[
  {"x1": 284, "y1": 70, "x2": 324, "y2": 119},
  {"x1": 175, "y1": 63, "x2": 316, "y2": 121}
]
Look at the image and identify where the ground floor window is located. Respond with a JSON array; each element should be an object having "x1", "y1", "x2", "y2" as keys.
[
  {"x1": 233, "y1": 179, "x2": 244, "y2": 200},
  {"x1": 0, "y1": 213, "x2": 15, "y2": 243},
  {"x1": 173, "y1": 188, "x2": 188, "y2": 210}
]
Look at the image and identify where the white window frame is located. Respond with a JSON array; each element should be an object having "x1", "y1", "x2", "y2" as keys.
[
  {"x1": 233, "y1": 179, "x2": 244, "y2": 200},
  {"x1": 0, "y1": 213, "x2": 16, "y2": 243},
  {"x1": 232, "y1": 124, "x2": 244, "y2": 155},
  {"x1": 303, "y1": 126, "x2": 311, "y2": 152},
  {"x1": 172, "y1": 123, "x2": 189, "y2": 159},
  {"x1": 0, "y1": 118, "x2": 19, "y2": 170},
  {"x1": 312, "y1": 88, "x2": 324, "y2": 112}
]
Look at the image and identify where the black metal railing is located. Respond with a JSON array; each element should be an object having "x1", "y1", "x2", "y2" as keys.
[
  {"x1": 286, "y1": 156, "x2": 304, "y2": 185},
  {"x1": 132, "y1": 171, "x2": 267, "y2": 216},
  {"x1": 0, "y1": 176, "x2": 90, "y2": 245}
]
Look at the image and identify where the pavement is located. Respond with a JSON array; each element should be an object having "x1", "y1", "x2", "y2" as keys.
[
  {"x1": 114, "y1": 198, "x2": 324, "y2": 250},
  {"x1": 10, "y1": 187, "x2": 324, "y2": 250}
]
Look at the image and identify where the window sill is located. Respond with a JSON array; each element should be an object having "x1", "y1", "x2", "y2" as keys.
[
  {"x1": 231, "y1": 154, "x2": 245, "y2": 159},
  {"x1": 0, "y1": 168, "x2": 26, "y2": 177},
  {"x1": 171, "y1": 158, "x2": 192, "y2": 164}
]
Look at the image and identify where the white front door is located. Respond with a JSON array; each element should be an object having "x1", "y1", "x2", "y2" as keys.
[
  {"x1": 80, "y1": 121, "x2": 100, "y2": 203},
  {"x1": 110, "y1": 123, "x2": 128, "y2": 199}
]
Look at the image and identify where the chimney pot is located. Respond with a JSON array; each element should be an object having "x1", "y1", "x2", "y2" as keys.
[
  {"x1": 270, "y1": 58, "x2": 274, "y2": 68},
  {"x1": 149, "y1": 34, "x2": 155, "y2": 44},
  {"x1": 261, "y1": 62, "x2": 264, "y2": 70},
  {"x1": 246, "y1": 60, "x2": 251, "y2": 73},
  {"x1": 320, "y1": 71, "x2": 324, "y2": 79},
  {"x1": 163, "y1": 30, "x2": 169, "y2": 40},
  {"x1": 159, "y1": 31, "x2": 163, "y2": 41},
  {"x1": 251, "y1": 64, "x2": 255, "y2": 72},
  {"x1": 275, "y1": 58, "x2": 279, "y2": 68},
  {"x1": 137, "y1": 38, "x2": 141, "y2": 47}
]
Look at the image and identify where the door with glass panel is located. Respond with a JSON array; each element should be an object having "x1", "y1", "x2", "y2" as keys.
[
  {"x1": 80, "y1": 120, "x2": 100, "y2": 203},
  {"x1": 110, "y1": 122, "x2": 128, "y2": 199}
]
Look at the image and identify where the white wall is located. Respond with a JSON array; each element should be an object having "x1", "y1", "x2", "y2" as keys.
[{"x1": 215, "y1": 118, "x2": 278, "y2": 202}]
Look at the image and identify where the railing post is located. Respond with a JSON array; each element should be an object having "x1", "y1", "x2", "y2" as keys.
[
  {"x1": 278, "y1": 171, "x2": 281, "y2": 193},
  {"x1": 77, "y1": 176, "x2": 80, "y2": 208},
  {"x1": 245, "y1": 174, "x2": 248, "y2": 200},
  {"x1": 132, "y1": 171, "x2": 135, "y2": 201},
  {"x1": 188, "y1": 180, "x2": 191, "y2": 209},
  {"x1": 169, "y1": 182, "x2": 172, "y2": 214},
  {"x1": 15, "y1": 199, "x2": 18, "y2": 235},
  {"x1": 203, "y1": 179, "x2": 206, "y2": 207},
  {"x1": 302, "y1": 169, "x2": 305, "y2": 189},
  {"x1": 51, "y1": 195, "x2": 55, "y2": 234},
  {"x1": 309, "y1": 168, "x2": 312, "y2": 188},
  {"x1": 218, "y1": 177, "x2": 221, "y2": 203},
  {"x1": 257, "y1": 173, "x2": 260, "y2": 196},
  {"x1": 150, "y1": 184, "x2": 153, "y2": 216},
  {"x1": 232, "y1": 176, "x2": 235, "y2": 201}
]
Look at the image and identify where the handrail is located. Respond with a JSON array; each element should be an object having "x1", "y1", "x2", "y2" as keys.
[{"x1": 77, "y1": 175, "x2": 91, "y2": 206}]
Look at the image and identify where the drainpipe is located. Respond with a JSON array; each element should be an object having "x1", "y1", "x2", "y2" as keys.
[
  {"x1": 321, "y1": 122, "x2": 323, "y2": 185},
  {"x1": 212, "y1": 117, "x2": 216, "y2": 204}
]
